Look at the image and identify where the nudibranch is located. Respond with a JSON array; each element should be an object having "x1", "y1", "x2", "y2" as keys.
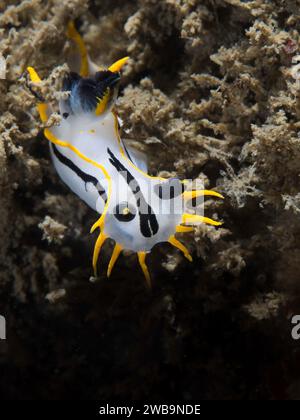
[{"x1": 27, "y1": 22, "x2": 223, "y2": 286}]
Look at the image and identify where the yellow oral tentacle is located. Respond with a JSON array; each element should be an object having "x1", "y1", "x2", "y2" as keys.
[
  {"x1": 67, "y1": 21, "x2": 89, "y2": 77},
  {"x1": 182, "y1": 190, "x2": 224, "y2": 201},
  {"x1": 92, "y1": 232, "x2": 107, "y2": 276},
  {"x1": 27, "y1": 66, "x2": 41, "y2": 83},
  {"x1": 107, "y1": 243, "x2": 123, "y2": 277},
  {"x1": 168, "y1": 235, "x2": 193, "y2": 262},
  {"x1": 182, "y1": 213, "x2": 223, "y2": 226},
  {"x1": 137, "y1": 252, "x2": 151, "y2": 288},
  {"x1": 27, "y1": 67, "x2": 48, "y2": 123},
  {"x1": 37, "y1": 103, "x2": 48, "y2": 123},
  {"x1": 108, "y1": 57, "x2": 129, "y2": 73},
  {"x1": 176, "y1": 225, "x2": 194, "y2": 233}
]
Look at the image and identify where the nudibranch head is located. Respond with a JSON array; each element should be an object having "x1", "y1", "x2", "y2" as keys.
[
  {"x1": 27, "y1": 22, "x2": 223, "y2": 287},
  {"x1": 61, "y1": 69, "x2": 121, "y2": 118}
]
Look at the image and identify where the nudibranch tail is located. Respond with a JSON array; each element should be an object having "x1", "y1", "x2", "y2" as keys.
[
  {"x1": 67, "y1": 21, "x2": 89, "y2": 77},
  {"x1": 66, "y1": 20, "x2": 129, "y2": 78}
]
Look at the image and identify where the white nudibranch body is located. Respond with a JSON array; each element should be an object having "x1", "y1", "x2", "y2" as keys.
[
  {"x1": 27, "y1": 22, "x2": 223, "y2": 286},
  {"x1": 50, "y1": 110, "x2": 183, "y2": 252}
]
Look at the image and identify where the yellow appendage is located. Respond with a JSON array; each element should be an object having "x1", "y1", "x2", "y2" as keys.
[
  {"x1": 108, "y1": 57, "x2": 129, "y2": 73},
  {"x1": 137, "y1": 252, "x2": 151, "y2": 288},
  {"x1": 107, "y1": 243, "x2": 123, "y2": 277},
  {"x1": 183, "y1": 189, "x2": 224, "y2": 201},
  {"x1": 95, "y1": 91, "x2": 110, "y2": 116},
  {"x1": 182, "y1": 213, "x2": 223, "y2": 226},
  {"x1": 92, "y1": 231, "x2": 151, "y2": 286},
  {"x1": 27, "y1": 67, "x2": 48, "y2": 122},
  {"x1": 176, "y1": 225, "x2": 194, "y2": 233},
  {"x1": 168, "y1": 235, "x2": 193, "y2": 262},
  {"x1": 92, "y1": 232, "x2": 107, "y2": 276}
]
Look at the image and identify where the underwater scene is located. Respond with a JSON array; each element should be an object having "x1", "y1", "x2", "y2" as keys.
[{"x1": 0, "y1": 0, "x2": 300, "y2": 401}]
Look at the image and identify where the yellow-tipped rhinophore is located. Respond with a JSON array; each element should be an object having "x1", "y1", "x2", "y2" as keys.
[
  {"x1": 182, "y1": 213, "x2": 223, "y2": 226},
  {"x1": 138, "y1": 252, "x2": 151, "y2": 288},
  {"x1": 92, "y1": 232, "x2": 107, "y2": 276},
  {"x1": 107, "y1": 243, "x2": 123, "y2": 277},
  {"x1": 108, "y1": 57, "x2": 129, "y2": 73},
  {"x1": 27, "y1": 66, "x2": 48, "y2": 122},
  {"x1": 169, "y1": 235, "x2": 193, "y2": 262}
]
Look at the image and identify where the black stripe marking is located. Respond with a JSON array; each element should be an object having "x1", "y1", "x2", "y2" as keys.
[
  {"x1": 51, "y1": 144, "x2": 107, "y2": 202},
  {"x1": 121, "y1": 139, "x2": 133, "y2": 162},
  {"x1": 107, "y1": 148, "x2": 159, "y2": 238},
  {"x1": 116, "y1": 119, "x2": 132, "y2": 162},
  {"x1": 154, "y1": 179, "x2": 184, "y2": 199}
]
